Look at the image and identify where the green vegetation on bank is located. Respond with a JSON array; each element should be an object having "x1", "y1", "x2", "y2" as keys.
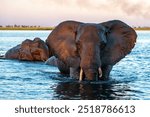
[
  {"x1": 134, "y1": 27, "x2": 150, "y2": 30},
  {"x1": 0, "y1": 27, "x2": 54, "y2": 30},
  {"x1": 0, "y1": 25, "x2": 150, "y2": 30}
]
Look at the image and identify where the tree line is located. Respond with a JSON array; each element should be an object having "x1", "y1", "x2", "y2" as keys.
[{"x1": 0, "y1": 25, "x2": 41, "y2": 28}]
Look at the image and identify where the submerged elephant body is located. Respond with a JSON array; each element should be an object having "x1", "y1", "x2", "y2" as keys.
[
  {"x1": 46, "y1": 20, "x2": 137, "y2": 81},
  {"x1": 5, "y1": 44, "x2": 21, "y2": 59},
  {"x1": 5, "y1": 38, "x2": 49, "y2": 61}
]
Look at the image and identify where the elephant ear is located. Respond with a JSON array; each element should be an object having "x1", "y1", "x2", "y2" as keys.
[
  {"x1": 100, "y1": 20, "x2": 137, "y2": 65},
  {"x1": 46, "y1": 21, "x2": 82, "y2": 67}
]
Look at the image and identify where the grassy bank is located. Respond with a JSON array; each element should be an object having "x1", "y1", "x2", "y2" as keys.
[
  {"x1": 134, "y1": 27, "x2": 150, "y2": 30},
  {"x1": 0, "y1": 27, "x2": 54, "y2": 30}
]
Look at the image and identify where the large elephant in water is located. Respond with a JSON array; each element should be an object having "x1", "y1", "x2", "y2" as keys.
[
  {"x1": 5, "y1": 37, "x2": 49, "y2": 61},
  {"x1": 46, "y1": 20, "x2": 137, "y2": 81}
]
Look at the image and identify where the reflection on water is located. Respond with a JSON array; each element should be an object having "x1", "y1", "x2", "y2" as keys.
[
  {"x1": 52, "y1": 81, "x2": 130, "y2": 100},
  {"x1": 0, "y1": 30, "x2": 150, "y2": 100}
]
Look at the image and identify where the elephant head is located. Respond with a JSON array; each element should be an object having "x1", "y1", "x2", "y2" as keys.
[
  {"x1": 46, "y1": 20, "x2": 137, "y2": 81},
  {"x1": 76, "y1": 24, "x2": 107, "y2": 81},
  {"x1": 46, "y1": 21, "x2": 108, "y2": 81},
  {"x1": 19, "y1": 37, "x2": 49, "y2": 61}
]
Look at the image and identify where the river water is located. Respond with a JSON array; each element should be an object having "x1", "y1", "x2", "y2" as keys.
[{"x1": 0, "y1": 30, "x2": 149, "y2": 100}]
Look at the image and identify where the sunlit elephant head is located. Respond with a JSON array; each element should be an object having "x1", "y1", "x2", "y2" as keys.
[
  {"x1": 75, "y1": 23, "x2": 107, "y2": 80},
  {"x1": 46, "y1": 20, "x2": 137, "y2": 81}
]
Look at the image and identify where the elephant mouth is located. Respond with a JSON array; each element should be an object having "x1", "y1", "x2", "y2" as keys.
[{"x1": 79, "y1": 67, "x2": 102, "y2": 81}]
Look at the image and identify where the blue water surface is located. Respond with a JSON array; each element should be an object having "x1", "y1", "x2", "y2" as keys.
[{"x1": 0, "y1": 30, "x2": 150, "y2": 100}]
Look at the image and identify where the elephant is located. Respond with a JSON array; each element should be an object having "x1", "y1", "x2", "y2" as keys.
[
  {"x1": 5, "y1": 37, "x2": 49, "y2": 61},
  {"x1": 46, "y1": 20, "x2": 137, "y2": 81}
]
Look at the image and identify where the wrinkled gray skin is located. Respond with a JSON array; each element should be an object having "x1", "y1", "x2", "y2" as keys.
[{"x1": 46, "y1": 20, "x2": 137, "y2": 81}]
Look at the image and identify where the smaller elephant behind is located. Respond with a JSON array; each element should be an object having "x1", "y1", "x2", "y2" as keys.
[{"x1": 5, "y1": 37, "x2": 49, "y2": 61}]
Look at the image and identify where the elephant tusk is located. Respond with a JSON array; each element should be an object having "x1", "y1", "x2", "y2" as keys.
[
  {"x1": 79, "y1": 68, "x2": 83, "y2": 81},
  {"x1": 98, "y1": 67, "x2": 102, "y2": 78}
]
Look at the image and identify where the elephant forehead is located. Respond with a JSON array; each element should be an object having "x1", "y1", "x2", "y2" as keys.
[
  {"x1": 22, "y1": 39, "x2": 33, "y2": 44},
  {"x1": 20, "y1": 44, "x2": 30, "y2": 50},
  {"x1": 79, "y1": 25, "x2": 98, "y2": 34}
]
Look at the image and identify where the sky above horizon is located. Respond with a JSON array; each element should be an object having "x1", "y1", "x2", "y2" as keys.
[{"x1": 0, "y1": 0, "x2": 150, "y2": 27}]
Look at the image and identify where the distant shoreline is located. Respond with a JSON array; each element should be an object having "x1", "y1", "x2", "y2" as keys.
[
  {"x1": 0, "y1": 27, "x2": 150, "y2": 31},
  {"x1": 134, "y1": 27, "x2": 150, "y2": 30},
  {"x1": 0, "y1": 27, "x2": 54, "y2": 30}
]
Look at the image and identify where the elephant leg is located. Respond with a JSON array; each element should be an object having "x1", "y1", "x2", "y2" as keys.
[
  {"x1": 70, "y1": 67, "x2": 80, "y2": 79},
  {"x1": 57, "y1": 59, "x2": 70, "y2": 74},
  {"x1": 100, "y1": 65, "x2": 113, "y2": 80}
]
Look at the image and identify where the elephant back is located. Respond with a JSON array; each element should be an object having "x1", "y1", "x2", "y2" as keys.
[
  {"x1": 5, "y1": 38, "x2": 49, "y2": 61},
  {"x1": 5, "y1": 44, "x2": 21, "y2": 59},
  {"x1": 100, "y1": 20, "x2": 137, "y2": 65}
]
